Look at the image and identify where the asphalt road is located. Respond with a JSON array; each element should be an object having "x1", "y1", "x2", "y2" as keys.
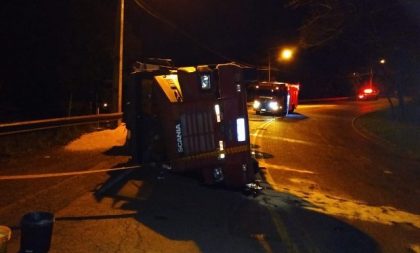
[
  {"x1": 249, "y1": 99, "x2": 420, "y2": 253},
  {"x1": 0, "y1": 127, "x2": 131, "y2": 226},
  {"x1": 1, "y1": 99, "x2": 419, "y2": 253}
]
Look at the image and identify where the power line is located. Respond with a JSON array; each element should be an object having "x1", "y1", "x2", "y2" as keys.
[{"x1": 131, "y1": 0, "x2": 256, "y2": 67}]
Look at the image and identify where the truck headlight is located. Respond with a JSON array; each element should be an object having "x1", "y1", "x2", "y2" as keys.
[
  {"x1": 253, "y1": 100, "x2": 261, "y2": 109},
  {"x1": 268, "y1": 101, "x2": 279, "y2": 111},
  {"x1": 218, "y1": 153, "x2": 226, "y2": 160},
  {"x1": 213, "y1": 167, "x2": 224, "y2": 182},
  {"x1": 200, "y1": 74, "x2": 211, "y2": 89}
]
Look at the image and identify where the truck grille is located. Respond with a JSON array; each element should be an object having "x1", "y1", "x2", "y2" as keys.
[{"x1": 180, "y1": 111, "x2": 216, "y2": 155}]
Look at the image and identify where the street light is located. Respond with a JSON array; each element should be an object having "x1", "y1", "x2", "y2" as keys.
[
  {"x1": 268, "y1": 47, "x2": 296, "y2": 82},
  {"x1": 279, "y1": 48, "x2": 294, "y2": 61},
  {"x1": 379, "y1": 58, "x2": 386, "y2": 64}
]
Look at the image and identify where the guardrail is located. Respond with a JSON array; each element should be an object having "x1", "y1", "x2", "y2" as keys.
[
  {"x1": 299, "y1": 97, "x2": 351, "y2": 103},
  {"x1": 1, "y1": 96, "x2": 352, "y2": 136},
  {"x1": 247, "y1": 97, "x2": 352, "y2": 107},
  {"x1": 0, "y1": 113, "x2": 123, "y2": 136}
]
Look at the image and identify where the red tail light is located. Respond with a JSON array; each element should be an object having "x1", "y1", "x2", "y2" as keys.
[{"x1": 364, "y1": 88, "x2": 373, "y2": 94}]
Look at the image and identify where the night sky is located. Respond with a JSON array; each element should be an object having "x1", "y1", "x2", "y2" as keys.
[{"x1": 1, "y1": 0, "x2": 419, "y2": 121}]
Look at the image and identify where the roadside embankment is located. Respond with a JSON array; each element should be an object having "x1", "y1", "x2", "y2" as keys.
[
  {"x1": 0, "y1": 123, "x2": 115, "y2": 160},
  {"x1": 354, "y1": 101, "x2": 420, "y2": 160}
]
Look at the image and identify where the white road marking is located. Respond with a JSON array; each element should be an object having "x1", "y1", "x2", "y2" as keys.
[
  {"x1": 0, "y1": 165, "x2": 141, "y2": 180},
  {"x1": 251, "y1": 118, "x2": 303, "y2": 253},
  {"x1": 250, "y1": 133, "x2": 316, "y2": 146},
  {"x1": 259, "y1": 162, "x2": 315, "y2": 174}
]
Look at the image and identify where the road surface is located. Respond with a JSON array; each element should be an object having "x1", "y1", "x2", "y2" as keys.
[
  {"x1": 1, "y1": 99, "x2": 418, "y2": 252},
  {"x1": 249, "y1": 99, "x2": 420, "y2": 253}
]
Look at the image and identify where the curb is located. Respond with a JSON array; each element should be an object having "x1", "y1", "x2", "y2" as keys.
[{"x1": 299, "y1": 97, "x2": 351, "y2": 104}]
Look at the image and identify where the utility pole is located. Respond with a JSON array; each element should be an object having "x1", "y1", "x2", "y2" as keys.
[
  {"x1": 113, "y1": 0, "x2": 125, "y2": 123},
  {"x1": 268, "y1": 52, "x2": 271, "y2": 82}
]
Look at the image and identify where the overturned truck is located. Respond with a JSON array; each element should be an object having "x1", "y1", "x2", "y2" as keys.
[{"x1": 124, "y1": 63, "x2": 258, "y2": 188}]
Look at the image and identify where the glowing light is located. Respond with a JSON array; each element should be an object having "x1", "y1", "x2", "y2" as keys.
[
  {"x1": 364, "y1": 88, "x2": 373, "y2": 94},
  {"x1": 279, "y1": 48, "x2": 294, "y2": 61},
  {"x1": 236, "y1": 118, "x2": 246, "y2": 142},
  {"x1": 200, "y1": 74, "x2": 211, "y2": 89},
  {"x1": 268, "y1": 101, "x2": 279, "y2": 111},
  {"x1": 214, "y1": 104, "x2": 221, "y2": 122},
  {"x1": 213, "y1": 167, "x2": 224, "y2": 181},
  {"x1": 219, "y1": 140, "x2": 224, "y2": 151},
  {"x1": 253, "y1": 100, "x2": 261, "y2": 109},
  {"x1": 282, "y1": 49, "x2": 292, "y2": 59}
]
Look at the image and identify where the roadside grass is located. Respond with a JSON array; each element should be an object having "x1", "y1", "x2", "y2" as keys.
[{"x1": 357, "y1": 101, "x2": 420, "y2": 160}]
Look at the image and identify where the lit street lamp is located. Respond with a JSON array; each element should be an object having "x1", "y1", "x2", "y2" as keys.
[
  {"x1": 268, "y1": 47, "x2": 296, "y2": 82},
  {"x1": 279, "y1": 48, "x2": 294, "y2": 61}
]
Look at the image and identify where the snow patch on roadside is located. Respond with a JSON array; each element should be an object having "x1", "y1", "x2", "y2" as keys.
[
  {"x1": 65, "y1": 125, "x2": 127, "y2": 151},
  {"x1": 410, "y1": 244, "x2": 420, "y2": 253},
  {"x1": 263, "y1": 165, "x2": 420, "y2": 229}
]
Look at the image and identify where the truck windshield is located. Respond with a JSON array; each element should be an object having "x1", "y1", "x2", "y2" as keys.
[{"x1": 254, "y1": 88, "x2": 282, "y2": 97}]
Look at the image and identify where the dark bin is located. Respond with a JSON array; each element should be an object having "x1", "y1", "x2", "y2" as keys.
[{"x1": 20, "y1": 212, "x2": 55, "y2": 253}]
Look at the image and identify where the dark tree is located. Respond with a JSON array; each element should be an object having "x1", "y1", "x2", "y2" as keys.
[
  {"x1": 0, "y1": 0, "x2": 117, "y2": 121},
  {"x1": 288, "y1": 0, "x2": 420, "y2": 118}
]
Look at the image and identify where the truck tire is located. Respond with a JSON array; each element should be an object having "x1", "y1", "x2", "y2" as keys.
[
  {"x1": 279, "y1": 107, "x2": 288, "y2": 117},
  {"x1": 288, "y1": 105, "x2": 295, "y2": 113}
]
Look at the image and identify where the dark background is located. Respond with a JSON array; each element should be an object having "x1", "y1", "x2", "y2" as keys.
[{"x1": 1, "y1": 0, "x2": 419, "y2": 122}]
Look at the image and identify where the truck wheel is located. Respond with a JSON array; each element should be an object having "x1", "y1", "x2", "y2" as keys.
[
  {"x1": 279, "y1": 109, "x2": 288, "y2": 117},
  {"x1": 288, "y1": 105, "x2": 295, "y2": 113}
]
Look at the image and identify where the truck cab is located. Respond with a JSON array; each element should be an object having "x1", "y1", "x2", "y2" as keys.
[
  {"x1": 250, "y1": 81, "x2": 300, "y2": 116},
  {"x1": 124, "y1": 62, "x2": 258, "y2": 188}
]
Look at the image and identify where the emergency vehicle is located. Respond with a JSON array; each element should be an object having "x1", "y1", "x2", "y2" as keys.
[
  {"x1": 357, "y1": 86, "x2": 379, "y2": 100},
  {"x1": 124, "y1": 62, "x2": 258, "y2": 188},
  {"x1": 251, "y1": 81, "x2": 300, "y2": 115}
]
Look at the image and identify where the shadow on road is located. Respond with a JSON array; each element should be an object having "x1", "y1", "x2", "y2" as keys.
[
  {"x1": 251, "y1": 144, "x2": 261, "y2": 149},
  {"x1": 56, "y1": 213, "x2": 137, "y2": 222},
  {"x1": 276, "y1": 112, "x2": 308, "y2": 123},
  {"x1": 249, "y1": 112, "x2": 308, "y2": 123},
  {"x1": 91, "y1": 160, "x2": 379, "y2": 253},
  {"x1": 254, "y1": 151, "x2": 274, "y2": 160},
  {"x1": 251, "y1": 142, "x2": 275, "y2": 160}
]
